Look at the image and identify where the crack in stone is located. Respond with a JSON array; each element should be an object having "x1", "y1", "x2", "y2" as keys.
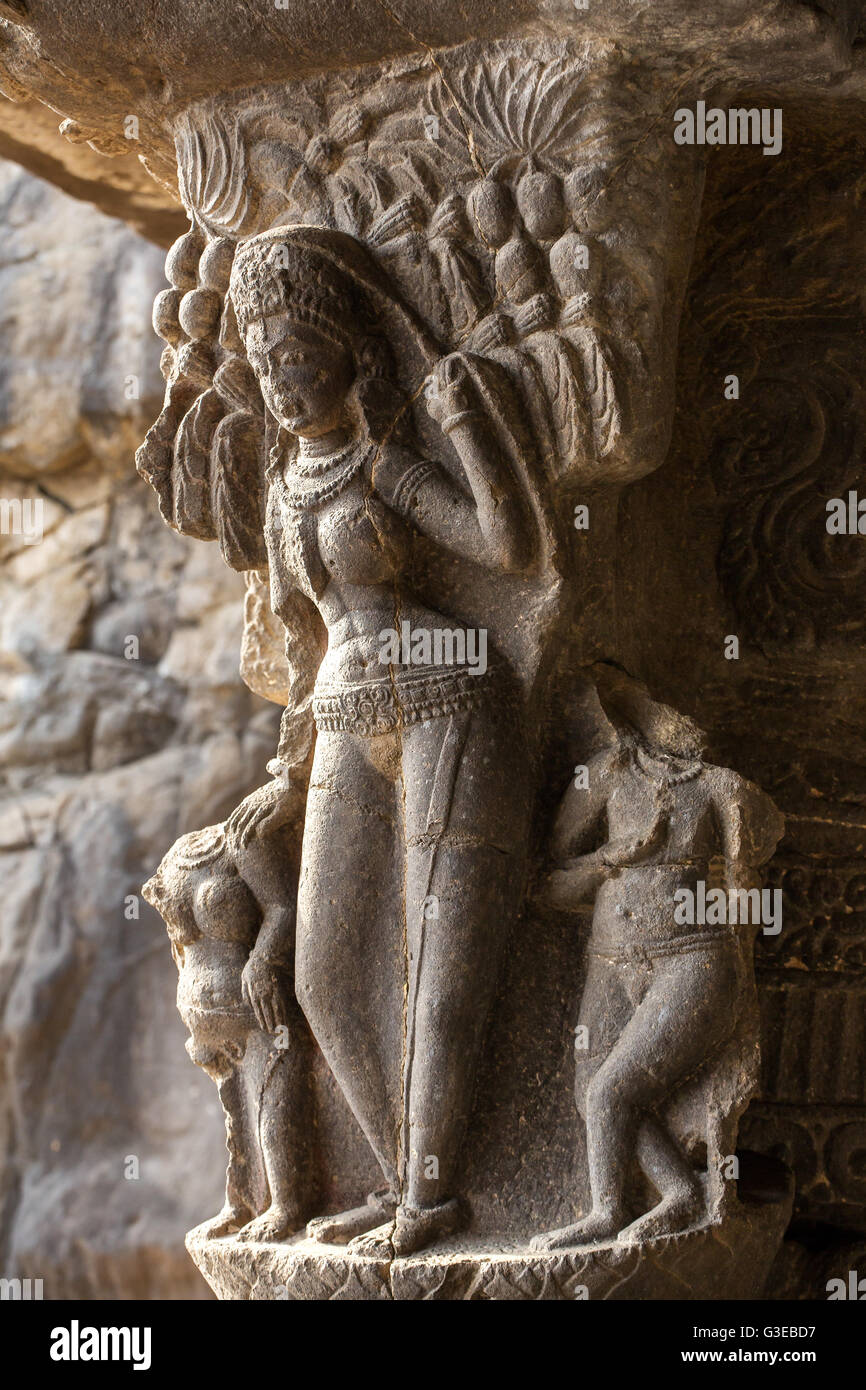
[{"x1": 368, "y1": 0, "x2": 487, "y2": 177}]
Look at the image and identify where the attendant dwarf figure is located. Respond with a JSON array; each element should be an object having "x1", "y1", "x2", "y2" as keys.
[
  {"x1": 533, "y1": 666, "x2": 784, "y2": 1249},
  {"x1": 144, "y1": 777, "x2": 315, "y2": 1242}
]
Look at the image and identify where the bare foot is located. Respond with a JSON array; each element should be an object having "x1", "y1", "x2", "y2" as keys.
[
  {"x1": 307, "y1": 1190, "x2": 397, "y2": 1246},
  {"x1": 530, "y1": 1207, "x2": 625, "y2": 1251},
  {"x1": 619, "y1": 1186, "x2": 704, "y2": 1244},
  {"x1": 199, "y1": 1204, "x2": 254, "y2": 1239},
  {"x1": 392, "y1": 1198, "x2": 463, "y2": 1256},
  {"x1": 237, "y1": 1205, "x2": 304, "y2": 1243},
  {"x1": 347, "y1": 1220, "x2": 395, "y2": 1259}
]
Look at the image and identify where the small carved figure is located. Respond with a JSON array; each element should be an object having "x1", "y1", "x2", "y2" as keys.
[
  {"x1": 532, "y1": 665, "x2": 784, "y2": 1250},
  {"x1": 143, "y1": 776, "x2": 314, "y2": 1242}
]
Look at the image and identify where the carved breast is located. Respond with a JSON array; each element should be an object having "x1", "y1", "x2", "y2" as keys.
[
  {"x1": 316, "y1": 483, "x2": 395, "y2": 588},
  {"x1": 194, "y1": 875, "x2": 260, "y2": 947}
]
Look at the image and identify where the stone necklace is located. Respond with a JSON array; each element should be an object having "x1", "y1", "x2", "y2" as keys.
[
  {"x1": 281, "y1": 438, "x2": 377, "y2": 511},
  {"x1": 634, "y1": 744, "x2": 703, "y2": 826},
  {"x1": 635, "y1": 744, "x2": 703, "y2": 788}
]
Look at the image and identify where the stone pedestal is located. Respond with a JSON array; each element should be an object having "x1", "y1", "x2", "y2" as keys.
[{"x1": 188, "y1": 1180, "x2": 793, "y2": 1301}]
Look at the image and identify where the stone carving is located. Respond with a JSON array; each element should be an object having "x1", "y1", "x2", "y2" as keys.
[
  {"x1": 187, "y1": 1190, "x2": 791, "y2": 1301},
  {"x1": 225, "y1": 224, "x2": 540, "y2": 1256},
  {"x1": 1, "y1": 0, "x2": 865, "y2": 1310},
  {"x1": 125, "y1": 33, "x2": 791, "y2": 1297},
  {"x1": 143, "y1": 777, "x2": 315, "y2": 1243},
  {"x1": 533, "y1": 666, "x2": 784, "y2": 1249},
  {"x1": 710, "y1": 354, "x2": 866, "y2": 651},
  {"x1": 136, "y1": 40, "x2": 704, "y2": 576}
]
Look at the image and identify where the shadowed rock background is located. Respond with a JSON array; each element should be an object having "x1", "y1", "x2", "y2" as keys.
[{"x1": 0, "y1": 159, "x2": 278, "y2": 1298}]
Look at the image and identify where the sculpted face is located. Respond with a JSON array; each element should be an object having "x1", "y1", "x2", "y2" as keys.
[{"x1": 246, "y1": 317, "x2": 354, "y2": 438}]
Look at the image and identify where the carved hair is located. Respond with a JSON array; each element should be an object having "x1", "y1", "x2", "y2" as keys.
[
  {"x1": 231, "y1": 237, "x2": 358, "y2": 346},
  {"x1": 173, "y1": 823, "x2": 227, "y2": 869},
  {"x1": 231, "y1": 228, "x2": 395, "y2": 372}
]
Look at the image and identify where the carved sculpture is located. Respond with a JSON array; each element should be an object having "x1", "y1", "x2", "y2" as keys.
[
  {"x1": 124, "y1": 40, "x2": 797, "y2": 1295},
  {"x1": 0, "y1": 0, "x2": 864, "y2": 1306},
  {"x1": 5, "y1": 25, "x2": 804, "y2": 1297},
  {"x1": 533, "y1": 665, "x2": 785, "y2": 1251},
  {"x1": 224, "y1": 224, "x2": 540, "y2": 1256},
  {"x1": 142, "y1": 778, "x2": 315, "y2": 1243}
]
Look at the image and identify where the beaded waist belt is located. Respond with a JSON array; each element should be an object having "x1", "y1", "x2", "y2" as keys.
[{"x1": 312, "y1": 665, "x2": 498, "y2": 736}]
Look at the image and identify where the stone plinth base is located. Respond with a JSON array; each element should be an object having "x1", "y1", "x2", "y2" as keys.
[{"x1": 187, "y1": 1191, "x2": 792, "y2": 1300}]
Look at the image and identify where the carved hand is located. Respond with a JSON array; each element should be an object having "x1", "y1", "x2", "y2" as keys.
[
  {"x1": 424, "y1": 353, "x2": 475, "y2": 431},
  {"x1": 538, "y1": 854, "x2": 605, "y2": 908},
  {"x1": 227, "y1": 777, "x2": 298, "y2": 849},
  {"x1": 600, "y1": 811, "x2": 668, "y2": 869},
  {"x1": 242, "y1": 953, "x2": 292, "y2": 1034}
]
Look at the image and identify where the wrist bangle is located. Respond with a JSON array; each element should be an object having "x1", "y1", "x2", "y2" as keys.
[{"x1": 442, "y1": 409, "x2": 481, "y2": 433}]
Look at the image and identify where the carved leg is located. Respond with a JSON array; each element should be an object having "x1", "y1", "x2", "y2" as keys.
[
  {"x1": 584, "y1": 945, "x2": 738, "y2": 1245},
  {"x1": 620, "y1": 1117, "x2": 704, "y2": 1244},
  {"x1": 533, "y1": 943, "x2": 738, "y2": 1251},
  {"x1": 396, "y1": 838, "x2": 519, "y2": 1206},
  {"x1": 198, "y1": 1062, "x2": 256, "y2": 1238},
  {"x1": 307, "y1": 1190, "x2": 399, "y2": 1247},
  {"x1": 390, "y1": 708, "x2": 528, "y2": 1252},
  {"x1": 532, "y1": 954, "x2": 635, "y2": 1251},
  {"x1": 297, "y1": 729, "x2": 403, "y2": 1241},
  {"x1": 238, "y1": 1017, "x2": 315, "y2": 1243}
]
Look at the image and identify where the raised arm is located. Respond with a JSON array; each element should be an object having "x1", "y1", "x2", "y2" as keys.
[{"x1": 389, "y1": 351, "x2": 536, "y2": 573}]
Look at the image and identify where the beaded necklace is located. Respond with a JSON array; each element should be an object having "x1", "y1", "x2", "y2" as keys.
[{"x1": 281, "y1": 439, "x2": 376, "y2": 510}]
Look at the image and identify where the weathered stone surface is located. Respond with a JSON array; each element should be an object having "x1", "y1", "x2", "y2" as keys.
[
  {"x1": 3, "y1": 0, "x2": 866, "y2": 1304},
  {"x1": 125, "y1": 27, "x2": 799, "y2": 1296},
  {"x1": 188, "y1": 1177, "x2": 793, "y2": 1300},
  {"x1": 0, "y1": 97, "x2": 186, "y2": 246}
]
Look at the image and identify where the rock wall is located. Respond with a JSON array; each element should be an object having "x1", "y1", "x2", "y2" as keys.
[{"x1": 0, "y1": 161, "x2": 278, "y2": 1298}]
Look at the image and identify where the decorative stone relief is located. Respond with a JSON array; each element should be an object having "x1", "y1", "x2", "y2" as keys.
[
  {"x1": 122, "y1": 35, "x2": 803, "y2": 1298},
  {"x1": 532, "y1": 665, "x2": 784, "y2": 1250}
]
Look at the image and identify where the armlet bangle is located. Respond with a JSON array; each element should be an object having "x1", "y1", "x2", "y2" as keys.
[{"x1": 442, "y1": 409, "x2": 481, "y2": 434}]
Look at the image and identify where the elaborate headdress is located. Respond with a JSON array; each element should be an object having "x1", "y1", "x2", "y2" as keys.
[
  {"x1": 230, "y1": 235, "x2": 357, "y2": 348},
  {"x1": 229, "y1": 224, "x2": 440, "y2": 371}
]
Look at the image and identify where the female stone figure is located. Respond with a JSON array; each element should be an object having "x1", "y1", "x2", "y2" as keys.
[
  {"x1": 533, "y1": 666, "x2": 784, "y2": 1249},
  {"x1": 227, "y1": 226, "x2": 539, "y2": 1255}
]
